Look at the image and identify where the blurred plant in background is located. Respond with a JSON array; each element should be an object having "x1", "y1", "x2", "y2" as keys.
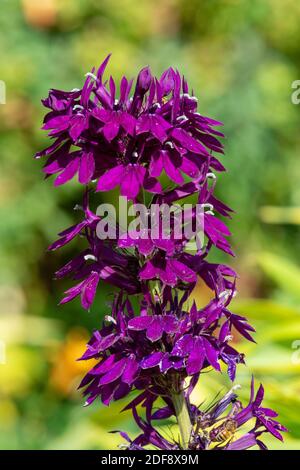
[{"x1": 0, "y1": 0, "x2": 300, "y2": 449}]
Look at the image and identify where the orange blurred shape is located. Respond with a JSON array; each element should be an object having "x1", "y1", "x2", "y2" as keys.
[
  {"x1": 50, "y1": 328, "x2": 97, "y2": 396},
  {"x1": 21, "y1": 0, "x2": 58, "y2": 29},
  {"x1": 0, "y1": 98, "x2": 33, "y2": 130}
]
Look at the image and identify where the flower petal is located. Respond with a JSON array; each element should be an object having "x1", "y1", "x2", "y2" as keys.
[
  {"x1": 78, "y1": 151, "x2": 95, "y2": 184},
  {"x1": 97, "y1": 165, "x2": 124, "y2": 192}
]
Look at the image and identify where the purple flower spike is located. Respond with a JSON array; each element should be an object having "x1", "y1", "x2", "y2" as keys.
[{"x1": 36, "y1": 55, "x2": 287, "y2": 451}]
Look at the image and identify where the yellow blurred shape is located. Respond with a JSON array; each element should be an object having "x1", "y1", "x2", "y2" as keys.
[
  {"x1": 0, "y1": 346, "x2": 43, "y2": 396},
  {"x1": 0, "y1": 313, "x2": 61, "y2": 346},
  {"x1": 191, "y1": 279, "x2": 214, "y2": 308},
  {"x1": 259, "y1": 206, "x2": 300, "y2": 225},
  {"x1": 0, "y1": 399, "x2": 18, "y2": 428}
]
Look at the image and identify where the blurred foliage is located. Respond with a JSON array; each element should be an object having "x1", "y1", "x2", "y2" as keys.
[{"x1": 0, "y1": 0, "x2": 300, "y2": 449}]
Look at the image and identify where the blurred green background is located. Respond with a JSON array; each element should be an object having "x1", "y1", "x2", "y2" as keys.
[{"x1": 0, "y1": 0, "x2": 300, "y2": 450}]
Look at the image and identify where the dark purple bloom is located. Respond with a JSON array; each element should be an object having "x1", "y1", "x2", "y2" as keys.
[
  {"x1": 97, "y1": 163, "x2": 161, "y2": 199},
  {"x1": 36, "y1": 55, "x2": 287, "y2": 451}
]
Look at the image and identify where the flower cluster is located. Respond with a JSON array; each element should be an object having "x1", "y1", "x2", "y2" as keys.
[
  {"x1": 37, "y1": 55, "x2": 286, "y2": 450},
  {"x1": 118, "y1": 378, "x2": 287, "y2": 450}
]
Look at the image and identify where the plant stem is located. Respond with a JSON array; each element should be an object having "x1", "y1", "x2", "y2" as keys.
[{"x1": 171, "y1": 390, "x2": 192, "y2": 449}]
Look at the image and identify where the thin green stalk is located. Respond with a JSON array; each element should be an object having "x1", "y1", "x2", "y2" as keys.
[{"x1": 171, "y1": 390, "x2": 192, "y2": 449}]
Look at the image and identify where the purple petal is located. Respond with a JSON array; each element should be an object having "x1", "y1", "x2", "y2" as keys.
[
  {"x1": 97, "y1": 165, "x2": 124, "y2": 192},
  {"x1": 69, "y1": 114, "x2": 89, "y2": 141},
  {"x1": 120, "y1": 165, "x2": 146, "y2": 199},
  {"x1": 160, "y1": 262, "x2": 177, "y2": 286},
  {"x1": 172, "y1": 334, "x2": 194, "y2": 356},
  {"x1": 150, "y1": 115, "x2": 171, "y2": 142},
  {"x1": 120, "y1": 113, "x2": 136, "y2": 135},
  {"x1": 170, "y1": 259, "x2": 197, "y2": 283},
  {"x1": 97, "y1": 54, "x2": 111, "y2": 81},
  {"x1": 81, "y1": 271, "x2": 100, "y2": 309},
  {"x1": 187, "y1": 338, "x2": 205, "y2": 374},
  {"x1": 226, "y1": 433, "x2": 257, "y2": 450},
  {"x1": 254, "y1": 384, "x2": 265, "y2": 407},
  {"x1": 203, "y1": 338, "x2": 220, "y2": 371},
  {"x1": 103, "y1": 121, "x2": 120, "y2": 142},
  {"x1": 78, "y1": 151, "x2": 95, "y2": 184},
  {"x1": 122, "y1": 356, "x2": 139, "y2": 385},
  {"x1": 162, "y1": 315, "x2": 178, "y2": 334},
  {"x1": 139, "y1": 260, "x2": 158, "y2": 280},
  {"x1": 137, "y1": 238, "x2": 154, "y2": 256},
  {"x1": 97, "y1": 334, "x2": 120, "y2": 352},
  {"x1": 171, "y1": 127, "x2": 209, "y2": 156},
  {"x1": 152, "y1": 406, "x2": 173, "y2": 420},
  {"x1": 140, "y1": 352, "x2": 164, "y2": 369},
  {"x1": 60, "y1": 280, "x2": 85, "y2": 305},
  {"x1": 150, "y1": 152, "x2": 164, "y2": 177},
  {"x1": 180, "y1": 157, "x2": 200, "y2": 179},
  {"x1": 146, "y1": 317, "x2": 164, "y2": 342},
  {"x1": 48, "y1": 221, "x2": 86, "y2": 251},
  {"x1": 42, "y1": 114, "x2": 70, "y2": 131},
  {"x1": 90, "y1": 354, "x2": 117, "y2": 374},
  {"x1": 143, "y1": 174, "x2": 162, "y2": 194},
  {"x1": 128, "y1": 316, "x2": 153, "y2": 331},
  {"x1": 163, "y1": 150, "x2": 184, "y2": 184},
  {"x1": 99, "y1": 358, "x2": 127, "y2": 385},
  {"x1": 54, "y1": 157, "x2": 80, "y2": 186},
  {"x1": 92, "y1": 108, "x2": 112, "y2": 123}
]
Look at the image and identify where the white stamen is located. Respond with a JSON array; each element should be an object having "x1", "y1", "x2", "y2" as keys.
[
  {"x1": 132, "y1": 151, "x2": 138, "y2": 159},
  {"x1": 207, "y1": 172, "x2": 216, "y2": 180},
  {"x1": 73, "y1": 204, "x2": 83, "y2": 211},
  {"x1": 114, "y1": 99, "x2": 119, "y2": 105},
  {"x1": 71, "y1": 88, "x2": 80, "y2": 92},
  {"x1": 165, "y1": 141, "x2": 174, "y2": 149},
  {"x1": 201, "y1": 203, "x2": 214, "y2": 211},
  {"x1": 231, "y1": 384, "x2": 241, "y2": 392},
  {"x1": 218, "y1": 384, "x2": 241, "y2": 405},
  {"x1": 73, "y1": 104, "x2": 84, "y2": 111},
  {"x1": 224, "y1": 334, "x2": 233, "y2": 342},
  {"x1": 219, "y1": 290, "x2": 230, "y2": 300},
  {"x1": 84, "y1": 254, "x2": 97, "y2": 262},
  {"x1": 177, "y1": 115, "x2": 188, "y2": 123},
  {"x1": 181, "y1": 93, "x2": 198, "y2": 102},
  {"x1": 85, "y1": 72, "x2": 97, "y2": 81},
  {"x1": 205, "y1": 210, "x2": 215, "y2": 216},
  {"x1": 105, "y1": 315, "x2": 117, "y2": 325}
]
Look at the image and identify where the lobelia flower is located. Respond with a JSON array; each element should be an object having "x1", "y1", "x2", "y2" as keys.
[
  {"x1": 36, "y1": 55, "x2": 287, "y2": 450},
  {"x1": 118, "y1": 379, "x2": 287, "y2": 451},
  {"x1": 78, "y1": 289, "x2": 250, "y2": 409}
]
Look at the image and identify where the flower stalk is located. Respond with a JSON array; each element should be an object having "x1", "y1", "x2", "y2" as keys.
[{"x1": 171, "y1": 390, "x2": 192, "y2": 449}]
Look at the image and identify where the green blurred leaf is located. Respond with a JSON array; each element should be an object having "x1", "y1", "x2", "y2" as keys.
[{"x1": 256, "y1": 252, "x2": 300, "y2": 300}]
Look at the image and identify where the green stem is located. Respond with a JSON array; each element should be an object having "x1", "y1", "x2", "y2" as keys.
[{"x1": 171, "y1": 390, "x2": 192, "y2": 449}]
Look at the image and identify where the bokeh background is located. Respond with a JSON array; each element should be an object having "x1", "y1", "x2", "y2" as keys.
[{"x1": 0, "y1": 0, "x2": 300, "y2": 450}]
